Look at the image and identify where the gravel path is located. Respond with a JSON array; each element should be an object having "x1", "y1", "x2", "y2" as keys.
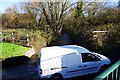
[{"x1": 24, "y1": 48, "x2": 35, "y2": 58}]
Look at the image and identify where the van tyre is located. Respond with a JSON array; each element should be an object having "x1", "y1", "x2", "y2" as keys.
[{"x1": 50, "y1": 74, "x2": 63, "y2": 80}]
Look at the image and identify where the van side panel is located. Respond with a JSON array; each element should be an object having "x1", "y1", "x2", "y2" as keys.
[
  {"x1": 41, "y1": 55, "x2": 67, "y2": 78},
  {"x1": 66, "y1": 52, "x2": 83, "y2": 78}
]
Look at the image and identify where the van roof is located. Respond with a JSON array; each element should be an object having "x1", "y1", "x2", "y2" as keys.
[{"x1": 40, "y1": 45, "x2": 91, "y2": 60}]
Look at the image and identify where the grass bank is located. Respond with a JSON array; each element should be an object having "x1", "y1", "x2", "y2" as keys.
[{"x1": 0, "y1": 42, "x2": 31, "y2": 59}]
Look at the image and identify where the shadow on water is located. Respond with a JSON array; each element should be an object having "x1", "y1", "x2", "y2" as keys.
[
  {"x1": 2, "y1": 56, "x2": 30, "y2": 69},
  {"x1": 2, "y1": 55, "x2": 39, "y2": 80}
]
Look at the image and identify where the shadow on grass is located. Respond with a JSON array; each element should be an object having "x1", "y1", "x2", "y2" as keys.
[{"x1": 2, "y1": 56, "x2": 30, "y2": 69}]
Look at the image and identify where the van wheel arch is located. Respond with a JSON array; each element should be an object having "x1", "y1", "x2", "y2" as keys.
[
  {"x1": 99, "y1": 65, "x2": 108, "y2": 73},
  {"x1": 50, "y1": 73, "x2": 63, "y2": 80}
]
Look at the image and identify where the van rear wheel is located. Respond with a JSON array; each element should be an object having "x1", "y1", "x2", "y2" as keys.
[{"x1": 50, "y1": 74, "x2": 63, "y2": 80}]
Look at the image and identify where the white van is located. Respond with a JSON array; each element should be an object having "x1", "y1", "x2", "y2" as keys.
[{"x1": 38, "y1": 45, "x2": 111, "y2": 80}]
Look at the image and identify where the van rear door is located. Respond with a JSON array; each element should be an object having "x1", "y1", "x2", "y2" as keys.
[
  {"x1": 66, "y1": 52, "x2": 83, "y2": 78},
  {"x1": 38, "y1": 53, "x2": 41, "y2": 78}
]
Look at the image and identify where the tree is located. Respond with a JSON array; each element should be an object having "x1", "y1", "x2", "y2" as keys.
[
  {"x1": 2, "y1": 5, "x2": 20, "y2": 29},
  {"x1": 76, "y1": 1, "x2": 84, "y2": 19},
  {"x1": 21, "y1": 1, "x2": 78, "y2": 35}
]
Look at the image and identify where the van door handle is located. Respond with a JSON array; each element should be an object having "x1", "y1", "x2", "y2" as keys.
[
  {"x1": 84, "y1": 65, "x2": 87, "y2": 67},
  {"x1": 78, "y1": 66, "x2": 82, "y2": 67}
]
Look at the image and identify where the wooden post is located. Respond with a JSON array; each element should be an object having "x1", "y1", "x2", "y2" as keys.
[
  {"x1": 0, "y1": 32, "x2": 2, "y2": 42},
  {"x1": 11, "y1": 33, "x2": 15, "y2": 43},
  {"x1": 27, "y1": 34, "x2": 29, "y2": 46}
]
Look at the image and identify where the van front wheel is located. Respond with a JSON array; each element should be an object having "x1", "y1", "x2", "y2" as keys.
[
  {"x1": 50, "y1": 74, "x2": 63, "y2": 80},
  {"x1": 99, "y1": 65, "x2": 108, "y2": 73}
]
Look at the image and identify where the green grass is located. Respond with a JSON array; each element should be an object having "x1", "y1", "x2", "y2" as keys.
[{"x1": 0, "y1": 42, "x2": 31, "y2": 59}]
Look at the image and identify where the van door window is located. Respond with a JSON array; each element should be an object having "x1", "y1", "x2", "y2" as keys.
[{"x1": 81, "y1": 53, "x2": 100, "y2": 63}]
